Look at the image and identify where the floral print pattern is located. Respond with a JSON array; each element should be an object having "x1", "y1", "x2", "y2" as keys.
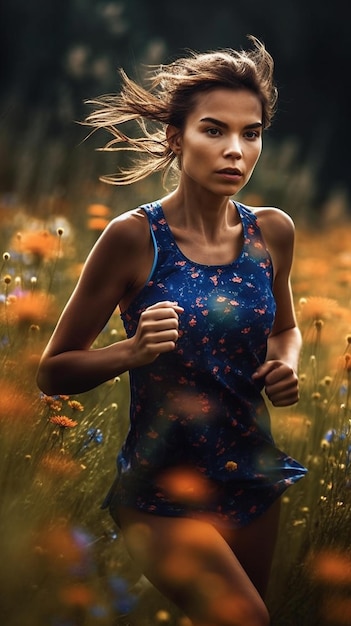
[{"x1": 102, "y1": 201, "x2": 307, "y2": 528}]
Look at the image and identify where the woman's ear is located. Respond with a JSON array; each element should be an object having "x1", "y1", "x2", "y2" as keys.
[{"x1": 166, "y1": 125, "x2": 182, "y2": 155}]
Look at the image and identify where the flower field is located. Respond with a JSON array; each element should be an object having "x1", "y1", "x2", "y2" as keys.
[{"x1": 1, "y1": 186, "x2": 351, "y2": 626}]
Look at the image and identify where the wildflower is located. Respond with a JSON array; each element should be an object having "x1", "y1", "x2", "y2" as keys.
[
  {"x1": 11, "y1": 230, "x2": 59, "y2": 261},
  {"x1": 87, "y1": 216, "x2": 110, "y2": 231},
  {"x1": 314, "y1": 319, "x2": 324, "y2": 331},
  {"x1": 0, "y1": 383, "x2": 33, "y2": 425},
  {"x1": 60, "y1": 583, "x2": 95, "y2": 607},
  {"x1": 41, "y1": 394, "x2": 63, "y2": 412},
  {"x1": 4, "y1": 291, "x2": 57, "y2": 328},
  {"x1": 277, "y1": 413, "x2": 309, "y2": 440},
  {"x1": 155, "y1": 610, "x2": 171, "y2": 623},
  {"x1": 68, "y1": 400, "x2": 84, "y2": 412},
  {"x1": 86, "y1": 427, "x2": 103, "y2": 443},
  {"x1": 2, "y1": 252, "x2": 10, "y2": 261},
  {"x1": 306, "y1": 548, "x2": 351, "y2": 585},
  {"x1": 50, "y1": 415, "x2": 78, "y2": 428},
  {"x1": 311, "y1": 392, "x2": 321, "y2": 401},
  {"x1": 157, "y1": 467, "x2": 212, "y2": 505},
  {"x1": 39, "y1": 453, "x2": 82, "y2": 478},
  {"x1": 35, "y1": 522, "x2": 88, "y2": 568},
  {"x1": 3, "y1": 274, "x2": 11, "y2": 285},
  {"x1": 321, "y1": 428, "x2": 336, "y2": 448},
  {"x1": 324, "y1": 428, "x2": 336, "y2": 443},
  {"x1": 86, "y1": 203, "x2": 111, "y2": 217},
  {"x1": 56, "y1": 227, "x2": 64, "y2": 236},
  {"x1": 299, "y1": 296, "x2": 341, "y2": 322}
]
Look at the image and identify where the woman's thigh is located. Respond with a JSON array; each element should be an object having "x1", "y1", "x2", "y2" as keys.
[
  {"x1": 217, "y1": 499, "x2": 281, "y2": 598},
  {"x1": 116, "y1": 507, "x2": 271, "y2": 626}
]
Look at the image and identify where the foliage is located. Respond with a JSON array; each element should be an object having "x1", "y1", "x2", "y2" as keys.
[{"x1": 1, "y1": 0, "x2": 350, "y2": 210}]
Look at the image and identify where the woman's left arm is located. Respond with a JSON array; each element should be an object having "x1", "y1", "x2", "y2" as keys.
[{"x1": 252, "y1": 207, "x2": 302, "y2": 407}]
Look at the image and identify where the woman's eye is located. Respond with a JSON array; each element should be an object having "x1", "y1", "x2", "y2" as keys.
[
  {"x1": 207, "y1": 128, "x2": 221, "y2": 137},
  {"x1": 245, "y1": 130, "x2": 260, "y2": 140}
]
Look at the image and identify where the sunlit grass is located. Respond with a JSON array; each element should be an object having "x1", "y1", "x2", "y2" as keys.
[{"x1": 1, "y1": 189, "x2": 351, "y2": 625}]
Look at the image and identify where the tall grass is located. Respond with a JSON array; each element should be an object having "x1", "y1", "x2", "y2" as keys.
[{"x1": 1, "y1": 183, "x2": 351, "y2": 626}]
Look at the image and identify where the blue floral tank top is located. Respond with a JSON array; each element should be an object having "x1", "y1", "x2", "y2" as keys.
[{"x1": 102, "y1": 200, "x2": 307, "y2": 528}]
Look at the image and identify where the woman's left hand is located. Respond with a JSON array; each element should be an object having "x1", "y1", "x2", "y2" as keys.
[{"x1": 252, "y1": 360, "x2": 299, "y2": 407}]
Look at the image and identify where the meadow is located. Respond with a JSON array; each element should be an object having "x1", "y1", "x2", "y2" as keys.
[{"x1": 1, "y1": 175, "x2": 351, "y2": 626}]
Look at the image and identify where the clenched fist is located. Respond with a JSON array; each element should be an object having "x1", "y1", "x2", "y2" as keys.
[{"x1": 129, "y1": 301, "x2": 184, "y2": 367}]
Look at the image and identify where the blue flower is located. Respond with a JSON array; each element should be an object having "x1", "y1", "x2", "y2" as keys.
[
  {"x1": 86, "y1": 427, "x2": 104, "y2": 444},
  {"x1": 323, "y1": 429, "x2": 337, "y2": 443},
  {"x1": 79, "y1": 428, "x2": 104, "y2": 451}
]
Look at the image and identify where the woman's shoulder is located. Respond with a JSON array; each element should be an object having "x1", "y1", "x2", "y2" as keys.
[
  {"x1": 103, "y1": 205, "x2": 153, "y2": 250},
  {"x1": 249, "y1": 205, "x2": 295, "y2": 248},
  {"x1": 86, "y1": 205, "x2": 154, "y2": 283}
]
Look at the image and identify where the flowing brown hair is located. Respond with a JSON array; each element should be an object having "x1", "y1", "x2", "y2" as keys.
[{"x1": 84, "y1": 36, "x2": 277, "y2": 186}]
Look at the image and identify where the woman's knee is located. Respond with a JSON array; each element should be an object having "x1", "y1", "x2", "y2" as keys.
[
  {"x1": 117, "y1": 509, "x2": 271, "y2": 626},
  {"x1": 189, "y1": 585, "x2": 270, "y2": 626}
]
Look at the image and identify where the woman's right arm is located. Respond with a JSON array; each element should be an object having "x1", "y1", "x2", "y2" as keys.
[{"x1": 36, "y1": 210, "x2": 183, "y2": 396}]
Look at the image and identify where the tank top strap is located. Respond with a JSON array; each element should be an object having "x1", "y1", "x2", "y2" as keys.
[
  {"x1": 139, "y1": 199, "x2": 268, "y2": 277},
  {"x1": 139, "y1": 200, "x2": 175, "y2": 248},
  {"x1": 234, "y1": 201, "x2": 262, "y2": 241},
  {"x1": 141, "y1": 199, "x2": 261, "y2": 243}
]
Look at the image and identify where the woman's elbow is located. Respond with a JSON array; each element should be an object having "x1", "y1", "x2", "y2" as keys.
[{"x1": 36, "y1": 357, "x2": 59, "y2": 396}]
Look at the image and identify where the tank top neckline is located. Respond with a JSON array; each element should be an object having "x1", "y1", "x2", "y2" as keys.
[{"x1": 149, "y1": 199, "x2": 252, "y2": 270}]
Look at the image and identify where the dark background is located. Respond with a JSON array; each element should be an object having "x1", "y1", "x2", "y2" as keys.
[{"x1": 1, "y1": 0, "x2": 348, "y2": 217}]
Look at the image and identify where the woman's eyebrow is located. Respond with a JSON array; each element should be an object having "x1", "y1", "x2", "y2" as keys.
[{"x1": 199, "y1": 117, "x2": 263, "y2": 129}]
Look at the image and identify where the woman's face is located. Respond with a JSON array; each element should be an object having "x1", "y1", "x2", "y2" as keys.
[{"x1": 170, "y1": 87, "x2": 263, "y2": 197}]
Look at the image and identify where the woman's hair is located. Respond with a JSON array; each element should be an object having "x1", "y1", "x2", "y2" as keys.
[{"x1": 84, "y1": 36, "x2": 277, "y2": 186}]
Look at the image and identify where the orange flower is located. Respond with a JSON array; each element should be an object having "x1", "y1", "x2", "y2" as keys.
[
  {"x1": 306, "y1": 548, "x2": 351, "y2": 585},
  {"x1": 86, "y1": 203, "x2": 111, "y2": 217},
  {"x1": 39, "y1": 453, "x2": 82, "y2": 478},
  {"x1": 49, "y1": 415, "x2": 78, "y2": 428},
  {"x1": 60, "y1": 583, "x2": 95, "y2": 607},
  {"x1": 12, "y1": 230, "x2": 59, "y2": 261},
  {"x1": 86, "y1": 216, "x2": 109, "y2": 231},
  {"x1": 41, "y1": 395, "x2": 62, "y2": 410},
  {"x1": 157, "y1": 467, "x2": 213, "y2": 505},
  {"x1": 35, "y1": 523, "x2": 86, "y2": 566},
  {"x1": 68, "y1": 400, "x2": 84, "y2": 412},
  {"x1": 0, "y1": 383, "x2": 33, "y2": 425},
  {"x1": 5, "y1": 292, "x2": 57, "y2": 327},
  {"x1": 298, "y1": 296, "x2": 341, "y2": 322}
]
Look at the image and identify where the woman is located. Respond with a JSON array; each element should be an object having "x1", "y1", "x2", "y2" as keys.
[{"x1": 37, "y1": 37, "x2": 307, "y2": 626}]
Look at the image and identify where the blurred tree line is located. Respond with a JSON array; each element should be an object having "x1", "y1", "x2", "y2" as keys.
[{"x1": 1, "y1": 0, "x2": 349, "y2": 216}]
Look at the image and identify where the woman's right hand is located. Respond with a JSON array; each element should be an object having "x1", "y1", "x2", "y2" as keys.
[{"x1": 130, "y1": 301, "x2": 184, "y2": 367}]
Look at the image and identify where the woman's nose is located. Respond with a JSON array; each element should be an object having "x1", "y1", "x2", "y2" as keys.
[{"x1": 224, "y1": 135, "x2": 242, "y2": 157}]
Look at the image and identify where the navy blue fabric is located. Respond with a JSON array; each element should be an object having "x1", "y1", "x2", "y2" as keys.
[{"x1": 102, "y1": 200, "x2": 307, "y2": 528}]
